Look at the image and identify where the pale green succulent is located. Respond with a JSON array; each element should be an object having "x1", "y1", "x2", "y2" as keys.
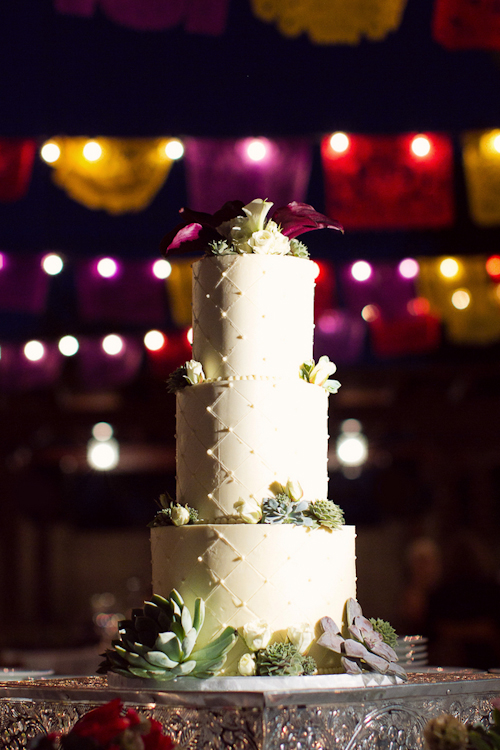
[
  {"x1": 98, "y1": 590, "x2": 237, "y2": 681},
  {"x1": 289, "y1": 238, "x2": 310, "y2": 258},
  {"x1": 261, "y1": 493, "x2": 315, "y2": 527},
  {"x1": 209, "y1": 239, "x2": 239, "y2": 255},
  {"x1": 307, "y1": 499, "x2": 344, "y2": 530},
  {"x1": 256, "y1": 642, "x2": 317, "y2": 676}
]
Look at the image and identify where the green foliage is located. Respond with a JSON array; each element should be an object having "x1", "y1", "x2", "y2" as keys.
[
  {"x1": 209, "y1": 239, "x2": 239, "y2": 256},
  {"x1": 261, "y1": 493, "x2": 316, "y2": 527},
  {"x1": 424, "y1": 715, "x2": 470, "y2": 750},
  {"x1": 256, "y1": 642, "x2": 317, "y2": 676},
  {"x1": 165, "y1": 365, "x2": 188, "y2": 393},
  {"x1": 307, "y1": 499, "x2": 344, "y2": 530},
  {"x1": 369, "y1": 617, "x2": 398, "y2": 648},
  {"x1": 98, "y1": 590, "x2": 237, "y2": 681},
  {"x1": 289, "y1": 239, "x2": 310, "y2": 258}
]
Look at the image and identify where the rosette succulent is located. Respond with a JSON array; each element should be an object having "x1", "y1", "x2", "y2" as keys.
[
  {"x1": 261, "y1": 492, "x2": 314, "y2": 526},
  {"x1": 369, "y1": 617, "x2": 398, "y2": 648},
  {"x1": 307, "y1": 499, "x2": 344, "y2": 530},
  {"x1": 317, "y1": 598, "x2": 407, "y2": 680},
  {"x1": 98, "y1": 590, "x2": 237, "y2": 680},
  {"x1": 255, "y1": 642, "x2": 317, "y2": 676},
  {"x1": 160, "y1": 199, "x2": 343, "y2": 257}
]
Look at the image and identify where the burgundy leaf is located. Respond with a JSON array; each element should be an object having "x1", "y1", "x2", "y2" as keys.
[
  {"x1": 160, "y1": 223, "x2": 219, "y2": 257},
  {"x1": 370, "y1": 641, "x2": 398, "y2": 662},
  {"x1": 271, "y1": 202, "x2": 343, "y2": 239},
  {"x1": 346, "y1": 598, "x2": 363, "y2": 627},
  {"x1": 343, "y1": 639, "x2": 370, "y2": 660},
  {"x1": 362, "y1": 651, "x2": 389, "y2": 673},
  {"x1": 386, "y1": 661, "x2": 408, "y2": 680},
  {"x1": 180, "y1": 200, "x2": 245, "y2": 229},
  {"x1": 341, "y1": 656, "x2": 363, "y2": 675}
]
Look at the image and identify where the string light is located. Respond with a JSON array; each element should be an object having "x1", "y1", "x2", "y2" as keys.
[
  {"x1": 97, "y1": 257, "x2": 118, "y2": 278},
  {"x1": 24, "y1": 340, "x2": 45, "y2": 361},
  {"x1": 246, "y1": 139, "x2": 268, "y2": 162},
  {"x1": 152, "y1": 259, "x2": 172, "y2": 279},
  {"x1": 164, "y1": 139, "x2": 184, "y2": 160},
  {"x1": 41, "y1": 253, "x2": 64, "y2": 275},
  {"x1": 351, "y1": 260, "x2": 372, "y2": 282},
  {"x1": 451, "y1": 289, "x2": 471, "y2": 310},
  {"x1": 329, "y1": 132, "x2": 349, "y2": 153},
  {"x1": 410, "y1": 135, "x2": 431, "y2": 157},
  {"x1": 102, "y1": 334, "x2": 123, "y2": 355},
  {"x1": 398, "y1": 258, "x2": 419, "y2": 279},
  {"x1": 40, "y1": 141, "x2": 61, "y2": 163},
  {"x1": 439, "y1": 257, "x2": 460, "y2": 279},
  {"x1": 144, "y1": 330, "x2": 166, "y2": 351},
  {"x1": 58, "y1": 335, "x2": 79, "y2": 356},
  {"x1": 83, "y1": 140, "x2": 102, "y2": 162}
]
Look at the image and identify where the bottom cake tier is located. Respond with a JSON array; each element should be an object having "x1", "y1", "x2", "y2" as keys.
[{"x1": 151, "y1": 524, "x2": 356, "y2": 674}]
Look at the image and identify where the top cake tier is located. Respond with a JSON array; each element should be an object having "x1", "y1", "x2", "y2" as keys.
[{"x1": 192, "y1": 254, "x2": 316, "y2": 380}]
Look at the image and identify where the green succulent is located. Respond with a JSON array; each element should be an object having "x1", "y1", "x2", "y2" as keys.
[
  {"x1": 424, "y1": 716, "x2": 470, "y2": 750},
  {"x1": 307, "y1": 499, "x2": 344, "y2": 530},
  {"x1": 369, "y1": 617, "x2": 398, "y2": 648},
  {"x1": 261, "y1": 493, "x2": 315, "y2": 527},
  {"x1": 98, "y1": 590, "x2": 237, "y2": 681},
  {"x1": 209, "y1": 239, "x2": 239, "y2": 256},
  {"x1": 256, "y1": 642, "x2": 317, "y2": 676},
  {"x1": 289, "y1": 238, "x2": 310, "y2": 258}
]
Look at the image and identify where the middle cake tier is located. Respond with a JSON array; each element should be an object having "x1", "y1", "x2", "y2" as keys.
[{"x1": 176, "y1": 378, "x2": 329, "y2": 520}]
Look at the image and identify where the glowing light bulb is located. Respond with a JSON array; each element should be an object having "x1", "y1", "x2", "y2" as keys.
[
  {"x1": 83, "y1": 140, "x2": 102, "y2": 161},
  {"x1": 187, "y1": 327, "x2": 193, "y2": 345},
  {"x1": 329, "y1": 132, "x2": 349, "y2": 153},
  {"x1": 40, "y1": 141, "x2": 61, "y2": 163},
  {"x1": 102, "y1": 334, "x2": 123, "y2": 355},
  {"x1": 97, "y1": 258, "x2": 118, "y2": 278},
  {"x1": 87, "y1": 438, "x2": 119, "y2": 470},
  {"x1": 451, "y1": 289, "x2": 471, "y2": 310},
  {"x1": 361, "y1": 304, "x2": 380, "y2": 322},
  {"x1": 398, "y1": 258, "x2": 419, "y2": 279},
  {"x1": 486, "y1": 255, "x2": 500, "y2": 279},
  {"x1": 164, "y1": 139, "x2": 184, "y2": 160},
  {"x1": 351, "y1": 260, "x2": 372, "y2": 282},
  {"x1": 246, "y1": 139, "x2": 267, "y2": 162},
  {"x1": 493, "y1": 134, "x2": 500, "y2": 154},
  {"x1": 411, "y1": 135, "x2": 431, "y2": 157},
  {"x1": 58, "y1": 335, "x2": 79, "y2": 356},
  {"x1": 144, "y1": 330, "x2": 165, "y2": 351},
  {"x1": 336, "y1": 433, "x2": 368, "y2": 467},
  {"x1": 92, "y1": 422, "x2": 114, "y2": 441},
  {"x1": 440, "y1": 258, "x2": 460, "y2": 279},
  {"x1": 41, "y1": 253, "x2": 64, "y2": 275},
  {"x1": 152, "y1": 259, "x2": 171, "y2": 279},
  {"x1": 24, "y1": 340, "x2": 45, "y2": 361}
]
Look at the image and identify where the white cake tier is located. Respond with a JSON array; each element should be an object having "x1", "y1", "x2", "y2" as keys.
[
  {"x1": 192, "y1": 254, "x2": 315, "y2": 380},
  {"x1": 176, "y1": 378, "x2": 329, "y2": 520},
  {"x1": 151, "y1": 524, "x2": 357, "y2": 675}
]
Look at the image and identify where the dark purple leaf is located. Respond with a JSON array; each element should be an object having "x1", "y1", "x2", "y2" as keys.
[
  {"x1": 343, "y1": 639, "x2": 370, "y2": 660},
  {"x1": 346, "y1": 598, "x2": 363, "y2": 627},
  {"x1": 386, "y1": 661, "x2": 408, "y2": 680},
  {"x1": 160, "y1": 223, "x2": 219, "y2": 257},
  {"x1": 363, "y1": 652, "x2": 389, "y2": 673},
  {"x1": 271, "y1": 202, "x2": 343, "y2": 239},
  {"x1": 341, "y1": 656, "x2": 363, "y2": 675},
  {"x1": 181, "y1": 200, "x2": 245, "y2": 229},
  {"x1": 370, "y1": 641, "x2": 398, "y2": 662}
]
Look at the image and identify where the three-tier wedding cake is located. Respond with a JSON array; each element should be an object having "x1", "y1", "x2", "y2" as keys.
[{"x1": 149, "y1": 199, "x2": 356, "y2": 674}]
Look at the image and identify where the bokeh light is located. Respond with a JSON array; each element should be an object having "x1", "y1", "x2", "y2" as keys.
[
  {"x1": 83, "y1": 140, "x2": 102, "y2": 161},
  {"x1": 398, "y1": 258, "x2": 419, "y2": 279},
  {"x1": 87, "y1": 438, "x2": 119, "y2": 471},
  {"x1": 24, "y1": 340, "x2": 45, "y2": 361},
  {"x1": 439, "y1": 257, "x2": 460, "y2": 279},
  {"x1": 329, "y1": 132, "x2": 349, "y2": 153},
  {"x1": 97, "y1": 257, "x2": 118, "y2": 278},
  {"x1": 164, "y1": 139, "x2": 184, "y2": 160},
  {"x1": 58, "y1": 335, "x2": 79, "y2": 356},
  {"x1": 410, "y1": 135, "x2": 431, "y2": 157},
  {"x1": 451, "y1": 289, "x2": 471, "y2": 310},
  {"x1": 102, "y1": 334, "x2": 123, "y2": 355},
  {"x1": 361, "y1": 304, "x2": 380, "y2": 322},
  {"x1": 152, "y1": 259, "x2": 172, "y2": 279},
  {"x1": 144, "y1": 330, "x2": 166, "y2": 351},
  {"x1": 486, "y1": 255, "x2": 500, "y2": 280},
  {"x1": 40, "y1": 141, "x2": 61, "y2": 163},
  {"x1": 187, "y1": 327, "x2": 193, "y2": 345},
  {"x1": 351, "y1": 260, "x2": 372, "y2": 282},
  {"x1": 92, "y1": 422, "x2": 114, "y2": 441},
  {"x1": 407, "y1": 297, "x2": 431, "y2": 316},
  {"x1": 246, "y1": 139, "x2": 267, "y2": 162},
  {"x1": 41, "y1": 253, "x2": 64, "y2": 275}
]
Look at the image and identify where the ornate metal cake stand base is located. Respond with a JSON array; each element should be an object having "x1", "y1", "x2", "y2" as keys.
[{"x1": 1, "y1": 673, "x2": 499, "y2": 749}]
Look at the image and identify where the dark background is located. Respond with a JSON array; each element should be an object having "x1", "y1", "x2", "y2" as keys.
[{"x1": 1, "y1": 0, "x2": 500, "y2": 668}]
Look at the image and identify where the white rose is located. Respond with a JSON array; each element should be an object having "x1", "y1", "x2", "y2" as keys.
[
  {"x1": 287, "y1": 623, "x2": 315, "y2": 654},
  {"x1": 170, "y1": 505, "x2": 191, "y2": 527},
  {"x1": 248, "y1": 227, "x2": 290, "y2": 255},
  {"x1": 309, "y1": 356, "x2": 337, "y2": 387},
  {"x1": 238, "y1": 653, "x2": 257, "y2": 676},
  {"x1": 185, "y1": 359, "x2": 205, "y2": 385},
  {"x1": 285, "y1": 479, "x2": 303, "y2": 502},
  {"x1": 234, "y1": 497, "x2": 262, "y2": 524},
  {"x1": 242, "y1": 621, "x2": 271, "y2": 651},
  {"x1": 241, "y1": 199, "x2": 274, "y2": 233}
]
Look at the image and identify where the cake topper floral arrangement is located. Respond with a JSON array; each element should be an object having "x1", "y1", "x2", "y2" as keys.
[{"x1": 160, "y1": 198, "x2": 343, "y2": 257}]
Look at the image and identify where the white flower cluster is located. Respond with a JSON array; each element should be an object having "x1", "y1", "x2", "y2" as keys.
[{"x1": 217, "y1": 199, "x2": 291, "y2": 256}]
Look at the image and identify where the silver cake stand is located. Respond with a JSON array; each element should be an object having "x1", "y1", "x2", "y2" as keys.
[{"x1": 1, "y1": 671, "x2": 499, "y2": 749}]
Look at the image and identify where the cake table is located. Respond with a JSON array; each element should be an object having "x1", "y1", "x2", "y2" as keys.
[{"x1": 1, "y1": 672, "x2": 499, "y2": 749}]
